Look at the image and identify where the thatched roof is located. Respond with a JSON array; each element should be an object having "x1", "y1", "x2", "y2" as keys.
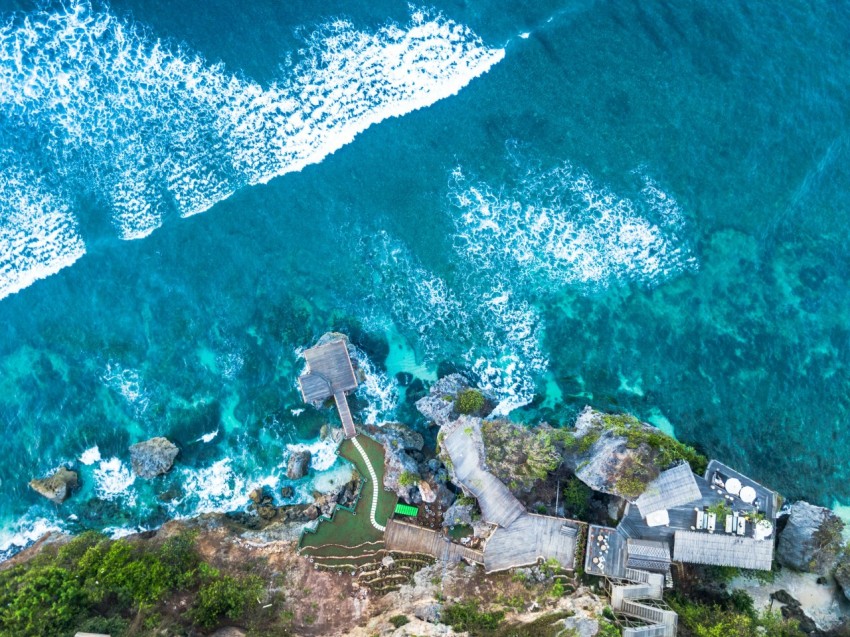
[
  {"x1": 673, "y1": 530, "x2": 773, "y2": 571},
  {"x1": 636, "y1": 462, "x2": 702, "y2": 517}
]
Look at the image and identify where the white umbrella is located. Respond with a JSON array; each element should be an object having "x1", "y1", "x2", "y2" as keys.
[
  {"x1": 740, "y1": 486, "x2": 757, "y2": 504},
  {"x1": 725, "y1": 477, "x2": 742, "y2": 495}
]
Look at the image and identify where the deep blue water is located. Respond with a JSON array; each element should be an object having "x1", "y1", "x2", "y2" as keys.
[{"x1": 1, "y1": 0, "x2": 850, "y2": 556}]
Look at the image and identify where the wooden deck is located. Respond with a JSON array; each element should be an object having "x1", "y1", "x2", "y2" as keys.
[
  {"x1": 335, "y1": 391, "x2": 356, "y2": 439},
  {"x1": 442, "y1": 423, "x2": 525, "y2": 528},
  {"x1": 299, "y1": 339, "x2": 358, "y2": 403},
  {"x1": 483, "y1": 514, "x2": 579, "y2": 573},
  {"x1": 385, "y1": 519, "x2": 483, "y2": 565}
]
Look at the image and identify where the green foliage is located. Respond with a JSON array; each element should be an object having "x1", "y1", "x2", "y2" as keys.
[
  {"x1": 577, "y1": 430, "x2": 600, "y2": 453},
  {"x1": 595, "y1": 619, "x2": 620, "y2": 637},
  {"x1": 441, "y1": 600, "x2": 505, "y2": 634},
  {"x1": 190, "y1": 564, "x2": 263, "y2": 629},
  {"x1": 549, "y1": 579, "x2": 565, "y2": 598},
  {"x1": 707, "y1": 501, "x2": 733, "y2": 524},
  {"x1": 614, "y1": 454, "x2": 657, "y2": 498},
  {"x1": 456, "y1": 494, "x2": 477, "y2": 506},
  {"x1": 0, "y1": 530, "x2": 262, "y2": 636},
  {"x1": 389, "y1": 614, "x2": 410, "y2": 628},
  {"x1": 600, "y1": 412, "x2": 709, "y2": 473},
  {"x1": 668, "y1": 593, "x2": 806, "y2": 637},
  {"x1": 480, "y1": 420, "x2": 561, "y2": 492},
  {"x1": 398, "y1": 471, "x2": 419, "y2": 487},
  {"x1": 563, "y1": 477, "x2": 593, "y2": 519},
  {"x1": 456, "y1": 388, "x2": 486, "y2": 415}
]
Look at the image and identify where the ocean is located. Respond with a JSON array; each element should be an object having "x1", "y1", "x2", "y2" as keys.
[{"x1": 1, "y1": 0, "x2": 849, "y2": 558}]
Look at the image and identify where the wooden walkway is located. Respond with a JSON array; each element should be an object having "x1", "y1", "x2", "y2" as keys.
[
  {"x1": 335, "y1": 391, "x2": 356, "y2": 439},
  {"x1": 442, "y1": 423, "x2": 525, "y2": 528},
  {"x1": 483, "y1": 514, "x2": 579, "y2": 573},
  {"x1": 385, "y1": 519, "x2": 483, "y2": 565}
]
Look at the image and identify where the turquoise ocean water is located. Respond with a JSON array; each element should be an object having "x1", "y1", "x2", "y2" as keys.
[{"x1": 1, "y1": 0, "x2": 849, "y2": 557}]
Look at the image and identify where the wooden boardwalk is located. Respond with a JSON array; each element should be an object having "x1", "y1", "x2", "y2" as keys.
[
  {"x1": 483, "y1": 514, "x2": 579, "y2": 573},
  {"x1": 385, "y1": 519, "x2": 483, "y2": 565},
  {"x1": 442, "y1": 423, "x2": 525, "y2": 528},
  {"x1": 335, "y1": 391, "x2": 356, "y2": 439}
]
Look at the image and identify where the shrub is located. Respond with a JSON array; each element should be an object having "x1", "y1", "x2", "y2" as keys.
[
  {"x1": 190, "y1": 564, "x2": 263, "y2": 629},
  {"x1": 456, "y1": 389, "x2": 485, "y2": 415},
  {"x1": 442, "y1": 600, "x2": 504, "y2": 633},
  {"x1": 389, "y1": 614, "x2": 410, "y2": 628},
  {"x1": 563, "y1": 477, "x2": 593, "y2": 519},
  {"x1": 398, "y1": 471, "x2": 419, "y2": 487}
]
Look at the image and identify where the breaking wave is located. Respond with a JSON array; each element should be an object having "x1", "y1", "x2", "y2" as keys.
[
  {"x1": 0, "y1": 1, "x2": 504, "y2": 300},
  {"x1": 450, "y1": 159, "x2": 697, "y2": 290}
]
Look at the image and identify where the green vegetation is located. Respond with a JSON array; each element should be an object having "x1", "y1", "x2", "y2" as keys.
[
  {"x1": 595, "y1": 620, "x2": 620, "y2": 637},
  {"x1": 0, "y1": 531, "x2": 264, "y2": 637},
  {"x1": 668, "y1": 592, "x2": 806, "y2": 637},
  {"x1": 389, "y1": 614, "x2": 410, "y2": 628},
  {"x1": 563, "y1": 477, "x2": 593, "y2": 519},
  {"x1": 480, "y1": 420, "x2": 561, "y2": 492},
  {"x1": 613, "y1": 455, "x2": 658, "y2": 499},
  {"x1": 300, "y1": 434, "x2": 398, "y2": 566},
  {"x1": 441, "y1": 601, "x2": 505, "y2": 634},
  {"x1": 190, "y1": 563, "x2": 263, "y2": 629},
  {"x1": 398, "y1": 470, "x2": 419, "y2": 487},
  {"x1": 707, "y1": 501, "x2": 733, "y2": 524},
  {"x1": 601, "y1": 412, "x2": 708, "y2": 474},
  {"x1": 456, "y1": 388, "x2": 486, "y2": 415}
]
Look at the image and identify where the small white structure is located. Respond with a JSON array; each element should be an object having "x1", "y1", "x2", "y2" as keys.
[
  {"x1": 740, "y1": 486, "x2": 757, "y2": 504},
  {"x1": 725, "y1": 477, "x2": 742, "y2": 495}
]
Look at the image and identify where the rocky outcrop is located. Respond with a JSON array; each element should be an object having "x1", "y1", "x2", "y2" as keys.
[
  {"x1": 286, "y1": 450, "x2": 311, "y2": 480},
  {"x1": 28, "y1": 467, "x2": 78, "y2": 504},
  {"x1": 563, "y1": 408, "x2": 664, "y2": 501},
  {"x1": 415, "y1": 373, "x2": 471, "y2": 427},
  {"x1": 129, "y1": 437, "x2": 179, "y2": 479},
  {"x1": 777, "y1": 501, "x2": 846, "y2": 574},
  {"x1": 835, "y1": 554, "x2": 850, "y2": 602},
  {"x1": 442, "y1": 501, "x2": 474, "y2": 528},
  {"x1": 361, "y1": 422, "x2": 426, "y2": 500}
]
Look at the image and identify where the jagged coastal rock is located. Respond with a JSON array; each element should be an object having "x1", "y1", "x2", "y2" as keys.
[
  {"x1": 286, "y1": 450, "x2": 311, "y2": 480},
  {"x1": 28, "y1": 467, "x2": 78, "y2": 504},
  {"x1": 834, "y1": 554, "x2": 850, "y2": 601},
  {"x1": 129, "y1": 437, "x2": 179, "y2": 479},
  {"x1": 442, "y1": 500, "x2": 474, "y2": 527},
  {"x1": 362, "y1": 422, "x2": 426, "y2": 499},
  {"x1": 777, "y1": 500, "x2": 846, "y2": 574},
  {"x1": 415, "y1": 373, "x2": 471, "y2": 426}
]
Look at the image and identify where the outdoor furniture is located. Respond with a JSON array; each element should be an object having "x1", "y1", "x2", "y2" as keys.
[
  {"x1": 707, "y1": 512, "x2": 717, "y2": 533},
  {"x1": 725, "y1": 515, "x2": 734, "y2": 534},
  {"x1": 695, "y1": 510, "x2": 705, "y2": 530},
  {"x1": 725, "y1": 477, "x2": 742, "y2": 495},
  {"x1": 740, "y1": 486, "x2": 757, "y2": 504},
  {"x1": 737, "y1": 517, "x2": 747, "y2": 536}
]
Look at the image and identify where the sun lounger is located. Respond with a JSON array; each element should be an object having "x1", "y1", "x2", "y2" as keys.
[
  {"x1": 737, "y1": 517, "x2": 746, "y2": 536},
  {"x1": 707, "y1": 512, "x2": 716, "y2": 532},
  {"x1": 725, "y1": 515, "x2": 734, "y2": 534},
  {"x1": 695, "y1": 510, "x2": 705, "y2": 530}
]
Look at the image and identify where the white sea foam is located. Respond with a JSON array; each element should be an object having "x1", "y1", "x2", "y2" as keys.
[
  {"x1": 93, "y1": 457, "x2": 137, "y2": 505},
  {"x1": 172, "y1": 458, "x2": 250, "y2": 515},
  {"x1": 101, "y1": 362, "x2": 149, "y2": 414},
  {"x1": 286, "y1": 437, "x2": 339, "y2": 472},
  {"x1": 361, "y1": 231, "x2": 546, "y2": 413},
  {"x1": 350, "y1": 344, "x2": 400, "y2": 424},
  {"x1": 195, "y1": 430, "x2": 219, "y2": 444},
  {"x1": 449, "y1": 162, "x2": 697, "y2": 290},
  {"x1": 0, "y1": 515, "x2": 64, "y2": 556},
  {"x1": 79, "y1": 445, "x2": 101, "y2": 465},
  {"x1": 0, "y1": 1, "x2": 503, "y2": 297},
  {"x1": 0, "y1": 157, "x2": 86, "y2": 300}
]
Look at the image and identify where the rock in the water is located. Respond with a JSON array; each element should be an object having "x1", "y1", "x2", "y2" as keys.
[
  {"x1": 777, "y1": 501, "x2": 845, "y2": 574},
  {"x1": 28, "y1": 467, "x2": 78, "y2": 504},
  {"x1": 129, "y1": 437, "x2": 179, "y2": 479},
  {"x1": 280, "y1": 486, "x2": 294, "y2": 499},
  {"x1": 415, "y1": 373, "x2": 470, "y2": 427},
  {"x1": 286, "y1": 450, "x2": 311, "y2": 480}
]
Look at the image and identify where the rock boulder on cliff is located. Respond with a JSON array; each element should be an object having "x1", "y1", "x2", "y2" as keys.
[
  {"x1": 415, "y1": 373, "x2": 471, "y2": 426},
  {"x1": 777, "y1": 501, "x2": 845, "y2": 574},
  {"x1": 286, "y1": 450, "x2": 311, "y2": 480},
  {"x1": 29, "y1": 467, "x2": 78, "y2": 504},
  {"x1": 834, "y1": 554, "x2": 850, "y2": 602},
  {"x1": 129, "y1": 437, "x2": 179, "y2": 479}
]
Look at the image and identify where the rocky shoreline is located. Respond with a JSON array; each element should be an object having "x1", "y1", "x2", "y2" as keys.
[{"x1": 8, "y1": 373, "x2": 850, "y2": 636}]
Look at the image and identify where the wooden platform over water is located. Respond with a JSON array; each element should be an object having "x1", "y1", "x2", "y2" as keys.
[
  {"x1": 298, "y1": 338, "x2": 359, "y2": 439},
  {"x1": 385, "y1": 519, "x2": 483, "y2": 564}
]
